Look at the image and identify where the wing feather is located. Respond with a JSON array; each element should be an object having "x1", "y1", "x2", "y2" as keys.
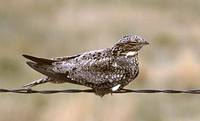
[
  {"x1": 68, "y1": 57, "x2": 125, "y2": 87},
  {"x1": 23, "y1": 54, "x2": 56, "y2": 65}
]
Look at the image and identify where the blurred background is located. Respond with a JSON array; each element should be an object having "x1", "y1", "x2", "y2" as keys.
[{"x1": 0, "y1": 0, "x2": 200, "y2": 121}]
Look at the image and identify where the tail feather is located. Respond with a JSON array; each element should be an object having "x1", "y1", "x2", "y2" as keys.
[
  {"x1": 23, "y1": 54, "x2": 56, "y2": 65},
  {"x1": 26, "y1": 61, "x2": 56, "y2": 77},
  {"x1": 26, "y1": 61, "x2": 71, "y2": 81},
  {"x1": 23, "y1": 54, "x2": 82, "y2": 86}
]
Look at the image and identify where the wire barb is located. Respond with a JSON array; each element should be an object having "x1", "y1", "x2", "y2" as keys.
[{"x1": 0, "y1": 88, "x2": 200, "y2": 94}]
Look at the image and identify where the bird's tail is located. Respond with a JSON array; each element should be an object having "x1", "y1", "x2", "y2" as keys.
[
  {"x1": 26, "y1": 61, "x2": 57, "y2": 78},
  {"x1": 23, "y1": 54, "x2": 81, "y2": 86},
  {"x1": 23, "y1": 54, "x2": 61, "y2": 78}
]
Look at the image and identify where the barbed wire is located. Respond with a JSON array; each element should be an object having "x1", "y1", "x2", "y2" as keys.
[{"x1": 0, "y1": 88, "x2": 200, "y2": 94}]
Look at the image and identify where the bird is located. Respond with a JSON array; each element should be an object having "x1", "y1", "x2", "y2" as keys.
[{"x1": 23, "y1": 34, "x2": 149, "y2": 97}]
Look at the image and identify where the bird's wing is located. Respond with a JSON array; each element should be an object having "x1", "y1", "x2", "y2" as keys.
[
  {"x1": 52, "y1": 54, "x2": 81, "y2": 61},
  {"x1": 23, "y1": 54, "x2": 56, "y2": 65},
  {"x1": 23, "y1": 54, "x2": 80, "y2": 65},
  {"x1": 69, "y1": 57, "x2": 126, "y2": 87}
]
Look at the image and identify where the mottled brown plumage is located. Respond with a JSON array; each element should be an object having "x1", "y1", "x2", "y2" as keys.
[{"x1": 23, "y1": 35, "x2": 149, "y2": 96}]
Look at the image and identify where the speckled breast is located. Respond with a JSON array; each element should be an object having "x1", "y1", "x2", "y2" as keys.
[{"x1": 114, "y1": 55, "x2": 139, "y2": 88}]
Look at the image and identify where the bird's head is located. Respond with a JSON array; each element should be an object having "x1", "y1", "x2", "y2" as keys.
[{"x1": 112, "y1": 34, "x2": 149, "y2": 56}]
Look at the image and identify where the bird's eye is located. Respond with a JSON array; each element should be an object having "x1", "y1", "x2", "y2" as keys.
[
  {"x1": 123, "y1": 35, "x2": 130, "y2": 38},
  {"x1": 134, "y1": 36, "x2": 141, "y2": 42}
]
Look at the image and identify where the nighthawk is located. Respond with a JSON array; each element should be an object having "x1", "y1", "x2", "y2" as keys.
[{"x1": 23, "y1": 35, "x2": 149, "y2": 96}]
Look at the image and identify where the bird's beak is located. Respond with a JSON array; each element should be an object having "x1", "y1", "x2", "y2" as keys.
[
  {"x1": 143, "y1": 41, "x2": 149, "y2": 45},
  {"x1": 131, "y1": 40, "x2": 149, "y2": 45}
]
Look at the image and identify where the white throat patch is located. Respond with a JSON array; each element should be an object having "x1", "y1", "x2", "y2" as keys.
[{"x1": 126, "y1": 51, "x2": 138, "y2": 57}]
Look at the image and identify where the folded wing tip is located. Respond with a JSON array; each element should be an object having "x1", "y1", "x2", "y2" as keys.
[
  {"x1": 22, "y1": 54, "x2": 56, "y2": 65},
  {"x1": 22, "y1": 54, "x2": 35, "y2": 60}
]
